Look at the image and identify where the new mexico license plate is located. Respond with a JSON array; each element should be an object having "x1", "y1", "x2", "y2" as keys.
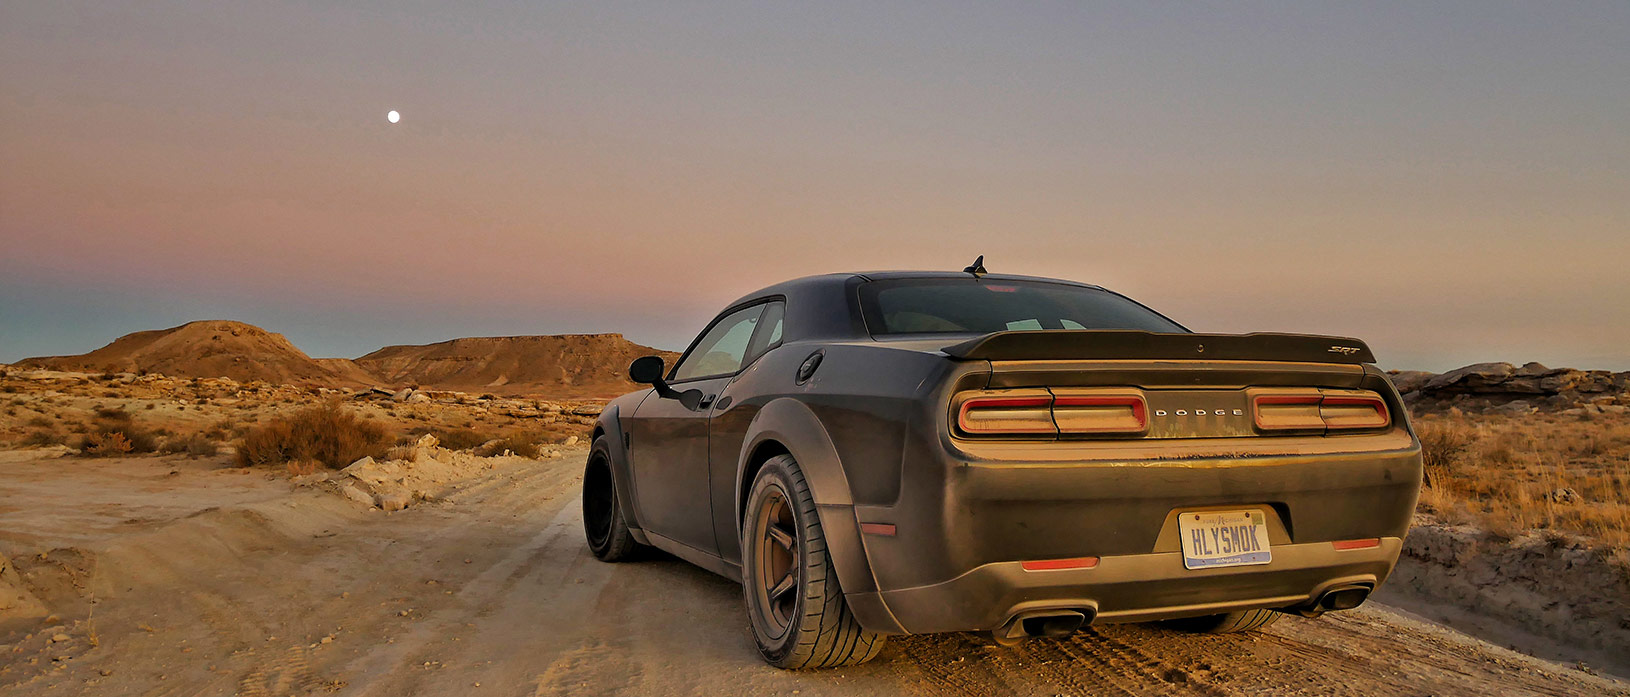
[{"x1": 1179, "y1": 510, "x2": 1272, "y2": 570}]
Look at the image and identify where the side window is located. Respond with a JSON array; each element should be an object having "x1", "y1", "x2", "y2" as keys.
[
  {"x1": 743, "y1": 301, "x2": 786, "y2": 366},
  {"x1": 671, "y1": 304, "x2": 767, "y2": 381}
]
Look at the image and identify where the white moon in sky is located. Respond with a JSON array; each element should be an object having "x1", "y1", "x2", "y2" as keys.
[{"x1": 387, "y1": 110, "x2": 400, "y2": 124}]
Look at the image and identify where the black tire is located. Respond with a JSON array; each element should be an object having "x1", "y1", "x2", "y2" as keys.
[
  {"x1": 742, "y1": 454, "x2": 884, "y2": 669},
  {"x1": 582, "y1": 436, "x2": 641, "y2": 562},
  {"x1": 1162, "y1": 608, "x2": 1281, "y2": 633}
]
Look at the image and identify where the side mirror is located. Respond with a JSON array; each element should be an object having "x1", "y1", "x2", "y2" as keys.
[
  {"x1": 629, "y1": 355, "x2": 667, "y2": 384},
  {"x1": 629, "y1": 355, "x2": 682, "y2": 401}
]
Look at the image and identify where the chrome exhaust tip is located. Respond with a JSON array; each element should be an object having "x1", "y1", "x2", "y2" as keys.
[{"x1": 1318, "y1": 586, "x2": 1371, "y2": 611}]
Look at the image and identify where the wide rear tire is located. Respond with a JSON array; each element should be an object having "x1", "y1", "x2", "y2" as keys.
[
  {"x1": 742, "y1": 454, "x2": 884, "y2": 669},
  {"x1": 582, "y1": 436, "x2": 642, "y2": 562},
  {"x1": 1163, "y1": 608, "x2": 1281, "y2": 633}
]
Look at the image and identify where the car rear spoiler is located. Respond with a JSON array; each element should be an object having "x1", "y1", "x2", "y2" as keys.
[{"x1": 941, "y1": 330, "x2": 1376, "y2": 364}]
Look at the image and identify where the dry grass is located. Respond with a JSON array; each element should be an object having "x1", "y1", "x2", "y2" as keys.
[
  {"x1": 477, "y1": 431, "x2": 543, "y2": 458},
  {"x1": 236, "y1": 402, "x2": 391, "y2": 469},
  {"x1": 1415, "y1": 412, "x2": 1630, "y2": 551},
  {"x1": 160, "y1": 433, "x2": 220, "y2": 458},
  {"x1": 429, "y1": 427, "x2": 491, "y2": 451}
]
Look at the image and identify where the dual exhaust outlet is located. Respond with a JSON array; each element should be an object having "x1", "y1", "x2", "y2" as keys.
[
  {"x1": 994, "y1": 609, "x2": 1095, "y2": 645},
  {"x1": 992, "y1": 584, "x2": 1371, "y2": 644}
]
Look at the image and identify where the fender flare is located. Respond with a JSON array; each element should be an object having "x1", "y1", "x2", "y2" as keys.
[
  {"x1": 735, "y1": 399, "x2": 885, "y2": 601},
  {"x1": 593, "y1": 403, "x2": 649, "y2": 543}
]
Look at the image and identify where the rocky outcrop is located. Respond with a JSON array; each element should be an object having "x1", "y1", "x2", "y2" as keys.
[
  {"x1": 355, "y1": 334, "x2": 678, "y2": 399},
  {"x1": 1389, "y1": 362, "x2": 1630, "y2": 413}
]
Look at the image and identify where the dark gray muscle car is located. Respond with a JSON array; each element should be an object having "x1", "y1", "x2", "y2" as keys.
[{"x1": 581, "y1": 266, "x2": 1422, "y2": 669}]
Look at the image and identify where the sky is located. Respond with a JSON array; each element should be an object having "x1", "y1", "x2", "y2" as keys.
[{"x1": 2, "y1": 1, "x2": 1626, "y2": 372}]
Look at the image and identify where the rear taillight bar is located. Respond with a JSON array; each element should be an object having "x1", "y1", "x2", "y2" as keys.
[
  {"x1": 1052, "y1": 390, "x2": 1148, "y2": 435},
  {"x1": 953, "y1": 389, "x2": 1148, "y2": 437},
  {"x1": 956, "y1": 390, "x2": 1055, "y2": 435},
  {"x1": 1250, "y1": 389, "x2": 1390, "y2": 432}
]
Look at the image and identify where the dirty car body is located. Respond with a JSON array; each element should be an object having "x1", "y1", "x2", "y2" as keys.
[{"x1": 583, "y1": 271, "x2": 1422, "y2": 666}]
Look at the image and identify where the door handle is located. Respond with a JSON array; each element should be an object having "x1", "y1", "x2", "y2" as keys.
[{"x1": 697, "y1": 394, "x2": 717, "y2": 410}]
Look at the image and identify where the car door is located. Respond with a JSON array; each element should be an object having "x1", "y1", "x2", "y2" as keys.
[
  {"x1": 707, "y1": 301, "x2": 784, "y2": 564},
  {"x1": 627, "y1": 303, "x2": 768, "y2": 556}
]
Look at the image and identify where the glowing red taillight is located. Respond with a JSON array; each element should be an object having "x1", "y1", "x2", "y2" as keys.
[
  {"x1": 956, "y1": 391, "x2": 1056, "y2": 436},
  {"x1": 954, "y1": 389, "x2": 1150, "y2": 437},
  {"x1": 1051, "y1": 391, "x2": 1149, "y2": 435},
  {"x1": 1250, "y1": 389, "x2": 1391, "y2": 433}
]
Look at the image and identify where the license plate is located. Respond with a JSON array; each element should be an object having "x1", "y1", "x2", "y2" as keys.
[{"x1": 1179, "y1": 510, "x2": 1272, "y2": 570}]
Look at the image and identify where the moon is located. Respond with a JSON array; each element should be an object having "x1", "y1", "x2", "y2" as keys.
[{"x1": 387, "y1": 110, "x2": 400, "y2": 124}]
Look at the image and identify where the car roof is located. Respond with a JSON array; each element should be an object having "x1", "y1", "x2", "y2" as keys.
[
  {"x1": 729, "y1": 271, "x2": 1104, "y2": 305},
  {"x1": 721, "y1": 271, "x2": 1112, "y2": 342}
]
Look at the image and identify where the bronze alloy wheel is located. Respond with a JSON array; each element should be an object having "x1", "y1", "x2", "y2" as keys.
[
  {"x1": 750, "y1": 487, "x2": 800, "y2": 638},
  {"x1": 741, "y1": 454, "x2": 883, "y2": 668}
]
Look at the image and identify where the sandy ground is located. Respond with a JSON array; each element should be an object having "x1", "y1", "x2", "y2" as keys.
[{"x1": 1, "y1": 450, "x2": 1624, "y2": 697}]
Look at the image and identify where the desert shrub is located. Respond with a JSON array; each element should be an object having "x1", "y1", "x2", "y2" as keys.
[
  {"x1": 94, "y1": 407, "x2": 132, "y2": 423},
  {"x1": 286, "y1": 460, "x2": 323, "y2": 477},
  {"x1": 161, "y1": 434, "x2": 219, "y2": 458},
  {"x1": 435, "y1": 428, "x2": 491, "y2": 451},
  {"x1": 82, "y1": 431, "x2": 133, "y2": 457},
  {"x1": 73, "y1": 409, "x2": 159, "y2": 454},
  {"x1": 1417, "y1": 418, "x2": 1474, "y2": 485},
  {"x1": 204, "y1": 419, "x2": 238, "y2": 439},
  {"x1": 101, "y1": 390, "x2": 119, "y2": 398},
  {"x1": 144, "y1": 403, "x2": 156, "y2": 410},
  {"x1": 235, "y1": 402, "x2": 391, "y2": 469},
  {"x1": 478, "y1": 431, "x2": 542, "y2": 458},
  {"x1": 0, "y1": 384, "x2": 17, "y2": 393},
  {"x1": 22, "y1": 429, "x2": 65, "y2": 447}
]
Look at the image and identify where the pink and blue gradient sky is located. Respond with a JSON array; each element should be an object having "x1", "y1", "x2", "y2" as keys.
[{"x1": 2, "y1": 2, "x2": 1627, "y2": 371}]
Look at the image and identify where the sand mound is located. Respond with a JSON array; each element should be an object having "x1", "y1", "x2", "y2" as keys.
[
  {"x1": 17, "y1": 321, "x2": 377, "y2": 387},
  {"x1": 0, "y1": 552, "x2": 48, "y2": 628},
  {"x1": 1379, "y1": 517, "x2": 1630, "y2": 676},
  {"x1": 355, "y1": 333, "x2": 677, "y2": 399}
]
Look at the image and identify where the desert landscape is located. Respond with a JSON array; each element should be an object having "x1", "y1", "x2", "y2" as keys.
[{"x1": 0, "y1": 322, "x2": 1626, "y2": 696}]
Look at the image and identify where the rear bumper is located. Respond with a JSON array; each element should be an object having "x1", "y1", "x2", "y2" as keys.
[
  {"x1": 835, "y1": 438, "x2": 1421, "y2": 635},
  {"x1": 850, "y1": 537, "x2": 1400, "y2": 634}
]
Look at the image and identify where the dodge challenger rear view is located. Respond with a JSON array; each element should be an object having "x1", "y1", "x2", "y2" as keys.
[{"x1": 579, "y1": 267, "x2": 1422, "y2": 669}]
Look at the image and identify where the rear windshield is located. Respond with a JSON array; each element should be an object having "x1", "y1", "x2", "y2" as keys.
[{"x1": 858, "y1": 279, "x2": 1186, "y2": 336}]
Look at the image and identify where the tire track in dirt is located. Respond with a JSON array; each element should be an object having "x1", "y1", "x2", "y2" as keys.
[
  {"x1": 13, "y1": 449, "x2": 1622, "y2": 697},
  {"x1": 342, "y1": 465, "x2": 581, "y2": 697}
]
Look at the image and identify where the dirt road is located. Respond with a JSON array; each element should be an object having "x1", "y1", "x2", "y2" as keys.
[{"x1": 1, "y1": 451, "x2": 1622, "y2": 697}]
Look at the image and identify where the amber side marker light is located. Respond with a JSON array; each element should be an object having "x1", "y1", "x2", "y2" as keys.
[
  {"x1": 1020, "y1": 557, "x2": 1101, "y2": 571},
  {"x1": 859, "y1": 523, "x2": 897, "y2": 536},
  {"x1": 1252, "y1": 390, "x2": 1390, "y2": 432},
  {"x1": 1331, "y1": 538, "x2": 1381, "y2": 551}
]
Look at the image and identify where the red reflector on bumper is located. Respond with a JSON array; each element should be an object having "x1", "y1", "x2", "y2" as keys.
[
  {"x1": 1331, "y1": 538, "x2": 1380, "y2": 551},
  {"x1": 1020, "y1": 557, "x2": 1100, "y2": 571},
  {"x1": 859, "y1": 523, "x2": 896, "y2": 536}
]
